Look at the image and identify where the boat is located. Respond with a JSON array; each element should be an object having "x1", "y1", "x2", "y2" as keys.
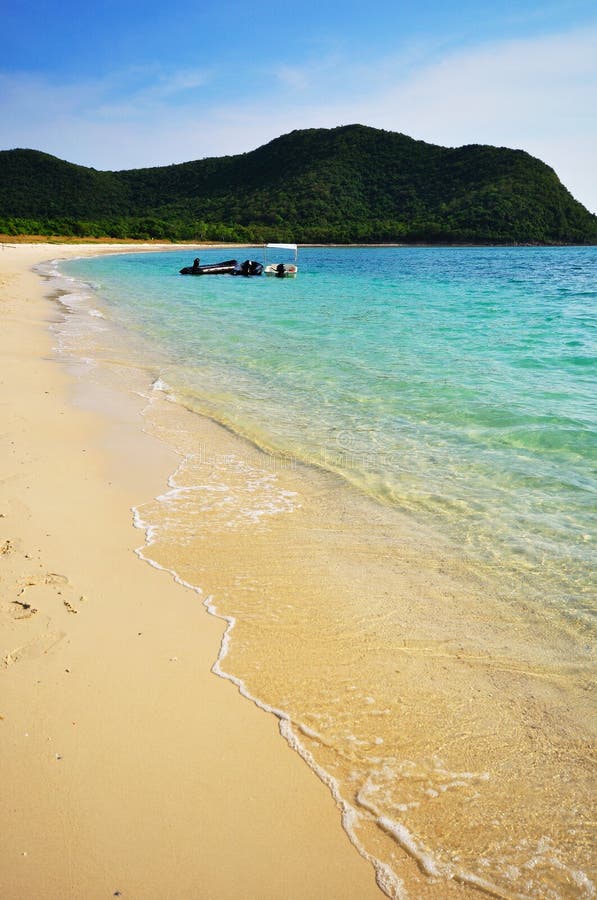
[
  {"x1": 263, "y1": 243, "x2": 298, "y2": 277},
  {"x1": 232, "y1": 259, "x2": 264, "y2": 277},
  {"x1": 179, "y1": 258, "x2": 263, "y2": 276},
  {"x1": 180, "y1": 258, "x2": 238, "y2": 275}
]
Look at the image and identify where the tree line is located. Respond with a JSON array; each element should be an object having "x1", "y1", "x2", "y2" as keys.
[{"x1": 1, "y1": 126, "x2": 596, "y2": 244}]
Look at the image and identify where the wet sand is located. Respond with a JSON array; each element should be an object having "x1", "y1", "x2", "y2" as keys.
[
  {"x1": 0, "y1": 243, "x2": 382, "y2": 899},
  {"x1": 3, "y1": 242, "x2": 593, "y2": 900}
]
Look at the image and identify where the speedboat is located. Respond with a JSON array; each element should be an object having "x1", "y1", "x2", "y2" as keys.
[{"x1": 263, "y1": 243, "x2": 298, "y2": 277}]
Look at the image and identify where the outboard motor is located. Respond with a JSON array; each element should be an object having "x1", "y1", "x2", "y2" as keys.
[{"x1": 232, "y1": 260, "x2": 263, "y2": 277}]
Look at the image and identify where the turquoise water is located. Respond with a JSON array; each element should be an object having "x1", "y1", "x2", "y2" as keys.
[
  {"x1": 52, "y1": 246, "x2": 597, "y2": 898},
  {"x1": 62, "y1": 246, "x2": 596, "y2": 615}
]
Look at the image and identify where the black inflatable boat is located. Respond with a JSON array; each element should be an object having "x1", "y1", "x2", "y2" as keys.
[
  {"x1": 180, "y1": 258, "x2": 237, "y2": 275},
  {"x1": 180, "y1": 258, "x2": 263, "y2": 277},
  {"x1": 232, "y1": 260, "x2": 263, "y2": 277}
]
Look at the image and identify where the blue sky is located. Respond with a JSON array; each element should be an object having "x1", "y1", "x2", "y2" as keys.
[{"x1": 1, "y1": 0, "x2": 596, "y2": 211}]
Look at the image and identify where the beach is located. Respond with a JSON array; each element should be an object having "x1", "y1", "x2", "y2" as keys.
[
  {"x1": 0, "y1": 243, "x2": 383, "y2": 899},
  {"x1": 2, "y1": 242, "x2": 594, "y2": 900}
]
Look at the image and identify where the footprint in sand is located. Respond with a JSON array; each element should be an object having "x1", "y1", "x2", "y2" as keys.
[
  {"x1": 1, "y1": 571, "x2": 81, "y2": 667},
  {"x1": 2, "y1": 629, "x2": 66, "y2": 668},
  {"x1": 9, "y1": 600, "x2": 38, "y2": 619},
  {"x1": 17, "y1": 571, "x2": 69, "y2": 597}
]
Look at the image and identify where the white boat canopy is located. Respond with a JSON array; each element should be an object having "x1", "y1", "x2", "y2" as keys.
[
  {"x1": 264, "y1": 242, "x2": 298, "y2": 264},
  {"x1": 263, "y1": 241, "x2": 299, "y2": 276}
]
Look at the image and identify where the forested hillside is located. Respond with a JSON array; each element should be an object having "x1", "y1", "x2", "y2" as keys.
[{"x1": 1, "y1": 125, "x2": 595, "y2": 243}]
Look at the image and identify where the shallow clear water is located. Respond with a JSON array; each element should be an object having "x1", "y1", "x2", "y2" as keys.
[
  {"x1": 63, "y1": 246, "x2": 596, "y2": 609},
  {"x1": 54, "y1": 246, "x2": 596, "y2": 898}
]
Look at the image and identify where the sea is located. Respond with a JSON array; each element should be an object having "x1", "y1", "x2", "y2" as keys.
[{"x1": 42, "y1": 246, "x2": 596, "y2": 899}]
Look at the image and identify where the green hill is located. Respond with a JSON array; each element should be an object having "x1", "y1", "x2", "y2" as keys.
[{"x1": 1, "y1": 125, "x2": 595, "y2": 244}]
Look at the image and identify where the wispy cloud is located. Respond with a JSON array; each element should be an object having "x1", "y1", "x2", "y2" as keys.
[
  {"x1": 371, "y1": 26, "x2": 597, "y2": 136},
  {"x1": 0, "y1": 64, "x2": 214, "y2": 124},
  {"x1": 272, "y1": 64, "x2": 313, "y2": 91}
]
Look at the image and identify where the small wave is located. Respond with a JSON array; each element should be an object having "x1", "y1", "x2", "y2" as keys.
[
  {"x1": 201, "y1": 592, "x2": 407, "y2": 900},
  {"x1": 131, "y1": 462, "x2": 404, "y2": 899}
]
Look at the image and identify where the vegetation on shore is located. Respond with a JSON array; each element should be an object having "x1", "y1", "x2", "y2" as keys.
[{"x1": 1, "y1": 125, "x2": 596, "y2": 244}]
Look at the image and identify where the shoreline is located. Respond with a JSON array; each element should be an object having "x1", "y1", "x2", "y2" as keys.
[
  {"x1": 55, "y1": 247, "x2": 595, "y2": 898},
  {"x1": 0, "y1": 243, "x2": 382, "y2": 898},
  {"x1": 3, "y1": 242, "x2": 593, "y2": 898},
  {"x1": 3, "y1": 235, "x2": 596, "y2": 249}
]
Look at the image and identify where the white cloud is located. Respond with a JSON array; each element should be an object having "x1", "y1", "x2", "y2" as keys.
[
  {"x1": 273, "y1": 64, "x2": 313, "y2": 91},
  {"x1": 368, "y1": 27, "x2": 597, "y2": 141}
]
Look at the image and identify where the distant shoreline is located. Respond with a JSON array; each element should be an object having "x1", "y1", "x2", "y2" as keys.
[{"x1": 2, "y1": 234, "x2": 595, "y2": 249}]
